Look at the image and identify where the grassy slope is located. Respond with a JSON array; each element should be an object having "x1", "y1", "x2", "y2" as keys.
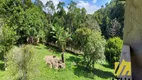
[
  {"x1": 0, "y1": 61, "x2": 5, "y2": 79},
  {"x1": 0, "y1": 44, "x2": 114, "y2": 80}
]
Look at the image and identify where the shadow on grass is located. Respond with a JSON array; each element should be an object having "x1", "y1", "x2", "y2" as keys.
[
  {"x1": 0, "y1": 53, "x2": 4, "y2": 61},
  {"x1": 92, "y1": 68, "x2": 114, "y2": 79},
  {"x1": 74, "y1": 65, "x2": 114, "y2": 79},
  {"x1": 0, "y1": 62, "x2": 4, "y2": 71},
  {"x1": 66, "y1": 56, "x2": 81, "y2": 63},
  {"x1": 74, "y1": 65, "x2": 95, "y2": 79},
  {"x1": 102, "y1": 64, "x2": 114, "y2": 69},
  {"x1": 45, "y1": 44, "x2": 82, "y2": 56},
  {"x1": 45, "y1": 45, "x2": 61, "y2": 53}
]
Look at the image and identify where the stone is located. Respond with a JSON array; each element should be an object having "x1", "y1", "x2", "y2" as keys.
[{"x1": 44, "y1": 55, "x2": 65, "y2": 70}]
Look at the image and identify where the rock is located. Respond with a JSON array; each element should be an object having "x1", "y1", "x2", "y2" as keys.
[{"x1": 44, "y1": 55, "x2": 65, "y2": 70}]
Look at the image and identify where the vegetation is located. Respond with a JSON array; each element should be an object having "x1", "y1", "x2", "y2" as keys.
[
  {"x1": 0, "y1": 44, "x2": 114, "y2": 80},
  {"x1": 75, "y1": 28, "x2": 106, "y2": 69},
  {"x1": 0, "y1": 24, "x2": 16, "y2": 70},
  {"x1": 0, "y1": 24, "x2": 16, "y2": 57},
  {"x1": 94, "y1": 0, "x2": 125, "y2": 39},
  {"x1": 6, "y1": 45, "x2": 36, "y2": 80},
  {"x1": 50, "y1": 25, "x2": 71, "y2": 63},
  {"x1": 105, "y1": 37, "x2": 123, "y2": 65},
  {"x1": 0, "y1": 0, "x2": 125, "y2": 79},
  {"x1": 83, "y1": 31, "x2": 106, "y2": 70}
]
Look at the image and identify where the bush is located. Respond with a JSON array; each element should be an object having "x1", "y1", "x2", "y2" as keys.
[
  {"x1": 105, "y1": 37, "x2": 123, "y2": 65},
  {"x1": 6, "y1": 45, "x2": 37, "y2": 80},
  {"x1": 0, "y1": 24, "x2": 16, "y2": 67},
  {"x1": 75, "y1": 27, "x2": 92, "y2": 51},
  {"x1": 83, "y1": 30, "x2": 106, "y2": 70}
]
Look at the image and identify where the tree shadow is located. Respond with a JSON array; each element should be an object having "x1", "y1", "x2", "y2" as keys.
[
  {"x1": 74, "y1": 65, "x2": 94, "y2": 79},
  {"x1": 0, "y1": 62, "x2": 4, "y2": 71},
  {"x1": 92, "y1": 68, "x2": 114, "y2": 79},
  {"x1": 45, "y1": 43, "x2": 82, "y2": 56},
  {"x1": 0, "y1": 53, "x2": 4, "y2": 61},
  {"x1": 66, "y1": 56, "x2": 81, "y2": 63},
  {"x1": 45, "y1": 44, "x2": 61, "y2": 53},
  {"x1": 102, "y1": 64, "x2": 114, "y2": 69},
  {"x1": 74, "y1": 65, "x2": 114, "y2": 79},
  {"x1": 35, "y1": 46, "x2": 42, "y2": 50}
]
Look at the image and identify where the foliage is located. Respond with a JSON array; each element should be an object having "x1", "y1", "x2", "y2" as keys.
[
  {"x1": 94, "y1": 0, "x2": 125, "y2": 39},
  {"x1": 51, "y1": 25, "x2": 71, "y2": 62},
  {"x1": 0, "y1": 23, "x2": 16, "y2": 60},
  {"x1": 0, "y1": 0, "x2": 125, "y2": 76},
  {"x1": 74, "y1": 27, "x2": 92, "y2": 51},
  {"x1": 23, "y1": 7, "x2": 47, "y2": 41},
  {"x1": 53, "y1": 2, "x2": 66, "y2": 28},
  {"x1": 83, "y1": 31, "x2": 106, "y2": 70},
  {"x1": 0, "y1": 0, "x2": 48, "y2": 44},
  {"x1": 105, "y1": 37, "x2": 123, "y2": 65},
  {"x1": 51, "y1": 25, "x2": 71, "y2": 50},
  {"x1": 6, "y1": 45, "x2": 37, "y2": 80}
]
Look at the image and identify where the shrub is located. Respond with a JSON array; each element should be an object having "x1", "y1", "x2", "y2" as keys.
[
  {"x1": 105, "y1": 37, "x2": 123, "y2": 65},
  {"x1": 6, "y1": 45, "x2": 37, "y2": 80},
  {"x1": 0, "y1": 24, "x2": 16, "y2": 69},
  {"x1": 83, "y1": 30, "x2": 106, "y2": 70},
  {"x1": 75, "y1": 27, "x2": 92, "y2": 51}
]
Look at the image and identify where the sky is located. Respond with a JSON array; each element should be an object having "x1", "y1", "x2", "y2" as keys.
[{"x1": 32, "y1": 0, "x2": 111, "y2": 14}]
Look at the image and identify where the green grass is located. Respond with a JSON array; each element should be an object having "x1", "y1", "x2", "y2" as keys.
[
  {"x1": 0, "y1": 44, "x2": 114, "y2": 80},
  {"x1": 0, "y1": 61, "x2": 5, "y2": 79}
]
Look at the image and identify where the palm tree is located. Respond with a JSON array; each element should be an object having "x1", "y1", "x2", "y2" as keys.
[{"x1": 51, "y1": 25, "x2": 71, "y2": 63}]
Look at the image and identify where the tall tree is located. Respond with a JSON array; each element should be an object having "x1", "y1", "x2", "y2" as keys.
[
  {"x1": 45, "y1": 0, "x2": 55, "y2": 24},
  {"x1": 53, "y1": 2, "x2": 66, "y2": 27},
  {"x1": 51, "y1": 25, "x2": 71, "y2": 63},
  {"x1": 34, "y1": 0, "x2": 44, "y2": 10},
  {"x1": 94, "y1": 0, "x2": 125, "y2": 39},
  {"x1": 0, "y1": 0, "x2": 47, "y2": 44},
  {"x1": 66, "y1": 1, "x2": 78, "y2": 32}
]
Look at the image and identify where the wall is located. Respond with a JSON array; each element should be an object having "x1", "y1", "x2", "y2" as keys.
[{"x1": 123, "y1": 0, "x2": 142, "y2": 79}]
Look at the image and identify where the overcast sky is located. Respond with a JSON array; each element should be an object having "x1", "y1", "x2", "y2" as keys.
[{"x1": 32, "y1": 0, "x2": 111, "y2": 14}]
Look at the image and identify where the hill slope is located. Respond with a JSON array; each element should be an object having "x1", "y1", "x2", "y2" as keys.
[{"x1": 0, "y1": 44, "x2": 114, "y2": 80}]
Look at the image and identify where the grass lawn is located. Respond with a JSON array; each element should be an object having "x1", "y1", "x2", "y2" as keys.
[{"x1": 0, "y1": 44, "x2": 114, "y2": 80}]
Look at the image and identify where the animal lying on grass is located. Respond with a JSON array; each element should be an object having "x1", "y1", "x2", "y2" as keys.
[{"x1": 44, "y1": 55, "x2": 65, "y2": 70}]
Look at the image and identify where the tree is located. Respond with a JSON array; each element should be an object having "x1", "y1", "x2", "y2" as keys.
[
  {"x1": 66, "y1": 1, "x2": 80, "y2": 32},
  {"x1": 34, "y1": 0, "x2": 44, "y2": 10},
  {"x1": 0, "y1": 0, "x2": 48, "y2": 44},
  {"x1": 74, "y1": 27, "x2": 105, "y2": 70},
  {"x1": 44, "y1": 0, "x2": 55, "y2": 24},
  {"x1": 23, "y1": 0, "x2": 33, "y2": 8},
  {"x1": 51, "y1": 25, "x2": 71, "y2": 63},
  {"x1": 6, "y1": 45, "x2": 37, "y2": 80},
  {"x1": 0, "y1": 24, "x2": 16, "y2": 70},
  {"x1": 85, "y1": 14, "x2": 100, "y2": 31},
  {"x1": 45, "y1": 0, "x2": 55, "y2": 15},
  {"x1": 106, "y1": 18, "x2": 122, "y2": 38},
  {"x1": 105, "y1": 37, "x2": 123, "y2": 65},
  {"x1": 53, "y1": 2, "x2": 66, "y2": 27},
  {"x1": 94, "y1": 0, "x2": 125, "y2": 39},
  {"x1": 83, "y1": 31, "x2": 106, "y2": 70},
  {"x1": 74, "y1": 27, "x2": 92, "y2": 51},
  {"x1": 22, "y1": 7, "x2": 46, "y2": 43}
]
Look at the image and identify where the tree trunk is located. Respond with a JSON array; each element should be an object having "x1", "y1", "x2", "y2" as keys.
[
  {"x1": 61, "y1": 52, "x2": 64, "y2": 63},
  {"x1": 61, "y1": 44, "x2": 65, "y2": 63},
  {"x1": 4, "y1": 47, "x2": 7, "y2": 71},
  {"x1": 4, "y1": 54, "x2": 7, "y2": 71}
]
